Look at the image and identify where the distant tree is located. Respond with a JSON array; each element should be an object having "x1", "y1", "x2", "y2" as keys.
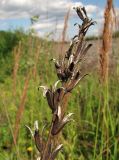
[
  {"x1": 0, "y1": 30, "x2": 25, "y2": 57},
  {"x1": 30, "y1": 15, "x2": 39, "y2": 25}
]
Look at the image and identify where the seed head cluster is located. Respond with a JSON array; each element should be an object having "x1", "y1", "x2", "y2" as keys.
[{"x1": 26, "y1": 6, "x2": 95, "y2": 160}]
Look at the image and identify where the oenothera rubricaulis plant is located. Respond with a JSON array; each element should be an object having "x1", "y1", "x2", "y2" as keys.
[{"x1": 26, "y1": 6, "x2": 95, "y2": 160}]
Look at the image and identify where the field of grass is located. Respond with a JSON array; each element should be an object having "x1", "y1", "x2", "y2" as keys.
[{"x1": 0, "y1": 28, "x2": 119, "y2": 160}]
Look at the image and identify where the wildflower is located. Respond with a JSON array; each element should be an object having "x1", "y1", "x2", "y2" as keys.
[{"x1": 27, "y1": 146, "x2": 33, "y2": 152}]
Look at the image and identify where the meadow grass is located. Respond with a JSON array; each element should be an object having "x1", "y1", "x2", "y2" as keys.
[
  {"x1": 0, "y1": 2, "x2": 119, "y2": 158},
  {"x1": 0, "y1": 33, "x2": 119, "y2": 159}
]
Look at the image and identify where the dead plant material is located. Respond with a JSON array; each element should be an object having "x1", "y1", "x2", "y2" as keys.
[
  {"x1": 100, "y1": 0, "x2": 113, "y2": 84},
  {"x1": 32, "y1": 40, "x2": 41, "y2": 80},
  {"x1": 60, "y1": 8, "x2": 71, "y2": 55},
  {"x1": 26, "y1": 6, "x2": 95, "y2": 160},
  {"x1": 13, "y1": 42, "x2": 22, "y2": 96},
  {"x1": 13, "y1": 72, "x2": 30, "y2": 145}
]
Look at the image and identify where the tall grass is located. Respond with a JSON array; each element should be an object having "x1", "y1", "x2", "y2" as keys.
[
  {"x1": 0, "y1": 1, "x2": 119, "y2": 160},
  {"x1": 60, "y1": 8, "x2": 70, "y2": 55},
  {"x1": 0, "y1": 34, "x2": 119, "y2": 160},
  {"x1": 99, "y1": 1, "x2": 113, "y2": 159},
  {"x1": 100, "y1": 0, "x2": 113, "y2": 84},
  {"x1": 13, "y1": 71, "x2": 30, "y2": 145},
  {"x1": 13, "y1": 42, "x2": 22, "y2": 97}
]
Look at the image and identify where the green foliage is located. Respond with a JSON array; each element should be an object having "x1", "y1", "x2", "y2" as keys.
[
  {"x1": 0, "y1": 31, "x2": 119, "y2": 160},
  {"x1": 86, "y1": 35, "x2": 99, "y2": 41},
  {"x1": 86, "y1": 30, "x2": 119, "y2": 41},
  {"x1": 113, "y1": 30, "x2": 119, "y2": 38},
  {"x1": 0, "y1": 30, "x2": 24, "y2": 57}
]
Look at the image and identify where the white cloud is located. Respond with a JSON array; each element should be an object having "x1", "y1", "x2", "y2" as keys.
[
  {"x1": 0, "y1": 0, "x2": 98, "y2": 19},
  {"x1": 0, "y1": 0, "x2": 72, "y2": 19},
  {"x1": 0, "y1": 0, "x2": 104, "y2": 39},
  {"x1": 57, "y1": 23, "x2": 64, "y2": 30},
  {"x1": 32, "y1": 22, "x2": 53, "y2": 29},
  {"x1": 115, "y1": 8, "x2": 119, "y2": 18},
  {"x1": 85, "y1": 5, "x2": 98, "y2": 14}
]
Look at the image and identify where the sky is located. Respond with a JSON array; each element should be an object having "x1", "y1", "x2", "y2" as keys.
[{"x1": 0, "y1": 0, "x2": 119, "y2": 40}]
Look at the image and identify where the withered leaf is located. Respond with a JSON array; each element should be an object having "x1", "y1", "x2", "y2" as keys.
[{"x1": 50, "y1": 144, "x2": 63, "y2": 160}]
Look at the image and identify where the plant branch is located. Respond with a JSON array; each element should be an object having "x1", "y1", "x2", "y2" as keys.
[{"x1": 26, "y1": 6, "x2": 95, "y2": 160}]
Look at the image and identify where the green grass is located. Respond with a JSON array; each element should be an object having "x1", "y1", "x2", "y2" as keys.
[{"x1": 0, "y1": 32, "x2": 119, "y2": 160}]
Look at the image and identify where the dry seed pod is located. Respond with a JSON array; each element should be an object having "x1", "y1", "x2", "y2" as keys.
[
  {"x1": 28, "y1": 6, "x2": 95, "y2": 160},
  {"x1": 51, "y1": 113, "x2": 74, "y2": 135},
  {"x1": 34, "y1": 130, "x2": 45, "y2": 153},
  {"x1": 50, "y1": 144, "x2": 63, "y2": 160}
]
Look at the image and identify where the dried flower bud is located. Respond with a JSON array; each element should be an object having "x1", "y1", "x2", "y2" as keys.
[
  {"x1": 51, "y1": 113, "x2": 74, "y2": 135},
  {"x1": 50, "y1": 144, "x2": 63, "y2": 160},
  {"x1": 32, "y1": 6, "x2": 95, "y2": 160}
]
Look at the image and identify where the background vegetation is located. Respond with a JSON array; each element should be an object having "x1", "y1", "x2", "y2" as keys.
[{"x1": 0, "y1": 15, "x2": 119, "y2": 160}]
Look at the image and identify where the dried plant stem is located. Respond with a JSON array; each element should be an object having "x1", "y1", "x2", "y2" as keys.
[
  {"x1": 13, "y1": 41, "x2": 22, "y2": 97},
  {"x1": 14, "y1": 72, "x2": 30, "y2": 145},
  {"x1": 99, "y1": 1, "x2": 113, "y2": 159},
  {"x1": 32, "y1": 41, "x2": 41, "y2": 80},
  {"x1": 61, "y1": 89, "x2": 70, "y2": 118},
  {"x1": 26, "y1": 6, "x2": 95, "y2": 160},
  {"x1": 100, "y1": 0, "x2": 113, "y2": 84},
  {"x1": 42, "y1": 124, "x2": 53, "y2": 160},
  {"x1": 2, "y1": 96, "x2": 20, "y2": 159},
  {"x1": 60, "y1": 8, "x2": 70, "y2": 55}
]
